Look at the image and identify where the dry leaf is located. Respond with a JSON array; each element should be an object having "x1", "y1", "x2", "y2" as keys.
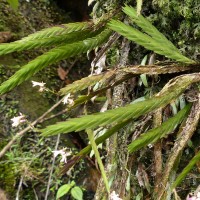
[
  {"x1": 57, "y1": 66, "x2": 67, "y2": 80},
  {"x1": 0, "y1": 32, "x2": 12, "y2": 43}
]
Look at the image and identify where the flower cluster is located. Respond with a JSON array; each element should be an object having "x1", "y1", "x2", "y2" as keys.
[
  {"x1": 187, "y1": 192, "x2": 200, "y2": 200},
  {"x1": 32, "y1": 81, "x2": 46, "y2": 92},
  {"x1": 11, "y1": 113, "x2": 26, "y2": 127},
  {"x1": 52, "y1": 148, "x2": 72, "y2": 163},
  {"x1": 109, "y1": 191, "x2": 122, "y2": 200},
  {"x1": 62, "y1": 93, "x2": 74, "y2": 105}
]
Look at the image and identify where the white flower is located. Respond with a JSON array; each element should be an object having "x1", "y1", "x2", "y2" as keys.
[
  {"x1": 197, "y1": 192, "x2": 200, "y2": 198},
  {"x1": 186, "y1": 193, "x2": 197, "y2": 200},
  {"x1": 62, "y1": 94, "x2": 74, "y2": 105},
  {"x1": 11, "y1": 113, "x2": 26, "y2": 127},
  {"x1": 148, "y1": 144, "x2": 153, "y2": 148},
  {"x1": 109, "y1": 191, "x2": 122, "y2": 200},
  {"x1": 32, "y1": 81, "x2": 46, "y2": 92},
  {"x1": 91, "y1": 54, "x2": 106, "y2": 75},
  {"x1": 52, "y1": 148, "x2": 72, "y2": 163}
]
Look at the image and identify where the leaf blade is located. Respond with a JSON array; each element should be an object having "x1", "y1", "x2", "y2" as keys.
[
  {"x1": 71, "y1": 186, "x2": 83, "y2": 200},
  {"x1": 0, "y1": 29, "x2": 112, "y2": 95},
  {"x1": 172, "y1": 150, "x2": 200, "y2": 189},
  {"x1": 128, "y1": 104, "x2": 191, "y2": 153},
  {"x1": 56, "y1": 181, "x2": 75, "y2": 199},
  {"x1": 41, "y1": 73, "x2": 200, "y2": 137}
]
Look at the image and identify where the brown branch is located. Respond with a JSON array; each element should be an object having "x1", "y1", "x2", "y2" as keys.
[
  {"x1": 153, "y1": 108, "x2": 163, "y2": 197},
  {"x1": 157, "y1": 92, "x2": 200, "y2": 200},
  {"x1": 121, "y1": 63, "x2": 200, "y2": 75}
]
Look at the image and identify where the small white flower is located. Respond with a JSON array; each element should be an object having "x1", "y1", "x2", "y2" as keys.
[
  {"x1": 186, "y1": 193, "x2": 197, "y2": 200},
  {"x1": 62, "y1": 93, "x2": 74, "y2": 105},
  {"x1": 32, "y1": 81, "x2": 45, "y2": 87},
  {"x1": 197, "y1": 192, "x2": 200, "y2": 198},
  {"x1": 91, "y1": 54, "x2": 106, "y2": 75},
  {"x1": 52, "y1": 148, "x2": 72, "y2": 163},
  {"x1": 109, "y1": 191, "x2": 122, "y2": 200},
  {"x1": 32, "y1": 81, "x2": 46, "y2": 92},
  {"x1": 148, "y1": 144, "x2": 153, "y2": 148},
  {"x1": 52, "y1": 149, "x2": 64, "y2": 158},
  {"x1": 11, "y1": 113, "x2": 26, "y2": 127}
]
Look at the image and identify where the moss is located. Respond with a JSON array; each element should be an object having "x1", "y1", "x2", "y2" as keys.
[{"x1": 0, "y1": 160, "x2": 16, "y2": 197}]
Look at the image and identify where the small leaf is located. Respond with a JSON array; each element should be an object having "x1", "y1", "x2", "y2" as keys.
[
  {"x1": 140, "y1": 74, "x2": 148, "y2": 87},
  {"x1": 7, "y1": 0, "x2": 19, "y2": 10},
  {"x1": 56, "y1": 182, "x2": 75, "y2": 199},
  {"x1": 71, "y1": 186, "x2": 83, "y2": 200},
  {"x1": 172, "y1": 150, "x2": 200, "y2": 189},
  {"x1": 128, "y1": 104, "x2": 191, "y2": 153},
  {"x1": 140, "y1": 55, "x2": 148, "y2": 87}
]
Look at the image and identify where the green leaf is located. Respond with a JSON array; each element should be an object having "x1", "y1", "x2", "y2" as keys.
[
  {"x1": 40, "y1": 73, "x2": 200, "y2": 137},
  {"x1": 123, "y1": 5, "x2": 176, "y2": 49},
  {"x1": 0, "y1": 30, "x2": 97, "y2": 56},
  {"x1": 77, "y1": 119, "x2": 132, "y2": 157},
  {"x1": 56, "y1": 181, "x2": 75, "y2": 199},
  {"x1": 0, "y1": 22, "x2": 95, "y2": 56},
  {"x1": 60, "y1": 119, "x2": 133, "y2": 171},
  {"x1": 87, "y1": 129, "x2": 110, "y2": 193},
  {"x1": 20, "y1": 22, "x2": 93, "y2": 41},
  {"x1": 108, "y1": 6, "x2": 195, "y2": 64},
  {"x1": 71, "y1": 186, "x2": 83, "y2": 200},
  {"x1": 172, "y1": 150, "x2": 200, "y2": 189},
  {"x1": 7, "y1": 0, "x2": 19, "y2": 10},
  {"x1": 59, "y1": 70, "x2": 115, "y2": 95},
  {"x1": 128, "y1": 104, "x2": 191, "y2": 153},
  {"x1": 0, "y1": 29, "x2": 111, "y2": 95}
]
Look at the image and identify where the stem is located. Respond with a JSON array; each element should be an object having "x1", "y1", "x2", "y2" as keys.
[
  {"x1": 44, "y1": 134, "x2": 60, "y2": 200},
  {"x1": 87, "y1": 129, "x2": 110, "y2": 194},
  {"x1": 153, "y1": 108, "x2": 163, "y2": 197}
]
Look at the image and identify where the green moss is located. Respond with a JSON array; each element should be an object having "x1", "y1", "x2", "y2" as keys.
[
  {"x1": 151, "y1": 0, "x2": 200, "y2": 60},
  {"x1": 0, "y1": 159, "x2": 16, "y2": 196}
]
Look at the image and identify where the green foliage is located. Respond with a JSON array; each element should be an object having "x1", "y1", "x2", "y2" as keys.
[
  {"x1": 172, "y1": 150, "x2": 200, "y2": 189},
  {"x1": 71, "y1": 186, "x2": 83, "y2": 200},
  {"x1": 108, "y1": 5, "x2": 195, "y2": 64},
  {"x1": 1, "y1": 2, "x2": 199, "y2": 199},
  {"x1": 0, "y1": 22, "x2": 95, "y2": 56},
  {"x1": 56, "y1": 181, "x2": 75, "y2": 199},
  {"x1": 77, "y1": 119, "x2": 132, "y2": 157},
  {"x1": 59, "y1": 70, "x2": 115, "y2": 95},
  {"x1": 0, "y1": 161, "x2": 16, "y2": 195},
  {"x1": 56, "y1": 181, "x2": 83, "y2": 200},
  {"x1": 87, "y1": 129, "x2": 109, "y2": 194},
  {"x1": 41, "y1": 74, "x2": 199, "y2": 137},
  {"x1": 20, "y1": 22, "x2": 92, "y2": 42},
  {"x1": 6, "y1": 0, "x2": 19, "y2": 10},
  {"x1": 128, "y1": 104, "x2": 191, "y2": 153},
  {"x1": 0, "y1": 28, "x2": 111, "y2": 95}
]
